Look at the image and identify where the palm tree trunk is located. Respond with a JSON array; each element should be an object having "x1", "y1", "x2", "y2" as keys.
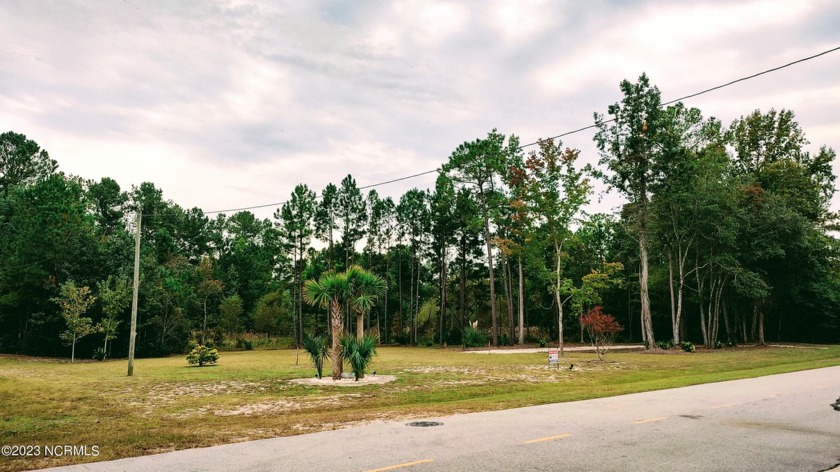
[{"x1": 331, "y1": 300, "x2": 343, "y2": 380}]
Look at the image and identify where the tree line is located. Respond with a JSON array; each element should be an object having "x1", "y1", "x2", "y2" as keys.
[{"x1": 1, "y1": 73, "x2": 837, "y2": 360}]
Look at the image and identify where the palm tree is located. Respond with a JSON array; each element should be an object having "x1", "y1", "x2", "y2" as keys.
[
  {"x1": 347, "y1": 265, "x2": 387, "y2": 342},
  {"x1": 304, "y1": 270, "x2": 351, "y2": 380}
]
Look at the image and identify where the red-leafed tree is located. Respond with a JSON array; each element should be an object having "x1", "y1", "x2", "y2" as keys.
[{"x1": 579, "y1": 306, "x2": 623, "y2": 361}]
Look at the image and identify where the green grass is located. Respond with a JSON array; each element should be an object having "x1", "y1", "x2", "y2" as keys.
[{"x1": 1, "y1": 344, "x2": 838, "y2": 471}]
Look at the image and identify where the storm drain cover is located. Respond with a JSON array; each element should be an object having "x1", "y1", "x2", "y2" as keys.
[{"x1": 407, "y1": 421, "x2": 443, "y2": 427}]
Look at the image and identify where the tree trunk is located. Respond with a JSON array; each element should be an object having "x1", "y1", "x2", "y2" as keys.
[
  {"x1": 356, "y1": 310, "x2": 364, "y2": 342},
  {"x1": 668, "y1": 251, "x2": 676, "y2": 343},
  {"x1": 71, "y1": 334, "x2": 76, "y2": 363},
  {"x1": 480, "y1": 191, "x2": 498, "y2": 347},
  {"x1": 202, "y1": 296, "x2": 208, "y2": 345},
  {"x1": 330, "y1": 300, "x2": 343, "y2": 380},
  {"x1": 639, "y1": 230, "x2": 655, "y2": 349},
  {"x1": 505, "y1": 255, "x2": 514, "y2": 345},
  {"x1": 383, "y1": 254, "x2": 389, "y2": 344},
  {"x1": 555, "y1": 243, "x2": 564, "y2": 356},
  {"x1": 440, "y1": 257, "x2": 447, "y2": 345},
  {"x1": 758, "y1": 308, "x2": 765, "y2": 345},
  {"x1": 517, "y1": 257, "x2": 524, "y2": 344}
]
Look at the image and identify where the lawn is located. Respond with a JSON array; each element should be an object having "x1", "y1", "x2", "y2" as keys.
[{"x1": 1, "y1": 344, "x2": 838, "y2": 471}]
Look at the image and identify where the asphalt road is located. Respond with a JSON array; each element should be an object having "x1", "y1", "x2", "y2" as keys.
[{"x1": 43, "y1": 366, "x2": 840, "y2": 472}]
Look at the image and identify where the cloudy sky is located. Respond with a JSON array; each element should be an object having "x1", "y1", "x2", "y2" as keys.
[{"x1": 1, "y1": 0, "x2": 839, "y2": 219}]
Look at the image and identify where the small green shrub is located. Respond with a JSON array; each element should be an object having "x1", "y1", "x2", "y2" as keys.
[
  {"x1": 339, "y1": 335, "x2": 377, "y2": 380},
  {"x1": 499, "y1": 333, "x2": 509, "y2": 346},
  {"x1": 393, "y1": 332, "x2": 410, "y2": 345},
  {"x1": 537, "y1": 338, "x2": 547, "y2": 348},
  {"x1": 463, "y1": 328, "x2": 488, "y2": 348},
  {"x1": 713, "y1": 340, "x2": 723, "y2": 350},
  {"x1": 656, "y1": 339, "x2": 675, "y2": 349},
  {"x1": 187, "y1": 345, "x2": 219, "y2": 367},
  {"x1": 301, "y1": 332, "x2": 329, "y2": 379},
  {"x1": 235, "y1": 338, "x2": 253, "y2": 350},
  {"x1": 93, "y1": 347, "x2": 107, "y2": 361},
  {"x1": 680, "y1": 341, "x2": 695, "y2": 353}
]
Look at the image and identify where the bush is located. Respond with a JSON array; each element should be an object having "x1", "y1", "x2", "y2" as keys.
[
  {"x1": 301, "y1": 332, "x2": 329, "y2": 379},
  {"x1": 656, "y1": 339, "x2": 675, "y2": 349},
  {"x1": 446, "y1": 328, "x2": 462, "y2": 345},
  {"x1": 187, "y1": 345, "x2": 219, "y2": 367},
  {"x1": 713, "y1": 340, "x2": 723, "y2": 350},
  {"x1": 393, "y1": 332, "x2": 410, "y2": 345},
  {"x1": 499, "y1": 333, "x2": 509, "y2": 346},
  {"x1": 339, "y1": 335, "x2": 377, "y2": 380},
  {"x1": 579, "y1": 306, "x2": 624, "y2": 361},
  {"x1": 537, "y1": 338, "x2": 547, "y2": 348},
  {"x1": 463, "y1": 327, "x2": 488, "y2": 348},
  {"x1": 93, "y1": 347, "x2": 107, "y2": 361},
  {"x1": 235, "y1": 338, "x2": 253, "y2": 350},
  {"x1": 680, "y1": 341, "x2": 695, "y2": 353}
]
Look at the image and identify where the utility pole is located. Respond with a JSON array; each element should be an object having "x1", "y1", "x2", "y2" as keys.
[{"x1": 127, "y1": 211, "x2": 141, "y2": 376}]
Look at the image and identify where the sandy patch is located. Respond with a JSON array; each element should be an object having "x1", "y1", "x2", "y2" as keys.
[{"x1": 289, "y1": 375, "x2": 397, "y2": 386}]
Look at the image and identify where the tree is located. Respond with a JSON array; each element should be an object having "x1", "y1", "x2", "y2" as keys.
[
  {"x1": 337, "y1": 175, "x2": 367, "y2": 270},
  {"x1": 253, "y1": 290, "x2": 292, "y2": 336},
  {"x1": 276, "y1": 184, "x2": 316, "y2": 345},
  {"x1": 443, "y1": 129, "x2": 517, "y2": 347},
  {"x1": 594, "y1": 74, "x2": 662, "y2": 349},
  {"x1": 314, "y1": 183, "x2": 339, "y2": 270},
  {"x1": 54, "y1": 281, "x2": 97, "y2": 363},
  {"x1": 347, "y1": 265, "x2": 386, "y2": 342},
  {"x1": 97, "y1": 275, "x2": 131, "y2": 357},
  {"x1": 396, "y1": 188, "x2": 429, "y2": 343},
  {"x1": 304, "y1": 270, "x2": 352, "y2": 380},
  {"x1": 430, "y1": 174, "x2": 456, "y2": 344},
  {"x1": 579, "y1": 306, "x2": 624, "y2": 361},
  {"x1": 196, "y1": 256, "x2": 223, "y2": 344},
  {"x1": 521, "y1": 139, "x2": 590, "y2": 355},
  {"x1": 219, "y1": 294, "x2": 245, "y2": 336},
  {"x1": 0, "y1": 131, "x2": 57, "y2": 195}
]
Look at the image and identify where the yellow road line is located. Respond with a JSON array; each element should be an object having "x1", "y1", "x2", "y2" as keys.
[
  {"x1": 711, "y1": 403, "x2": 737, "y2": 409},
  {"x1": 632, "y1": 416, "x2": 668, "y2": 424},
  {"x1": 366, "y1": 459, "x2": 434, "y2": 472},
  {"x1": 523, "y1": 433, "x2": 572, "y2": 444}
]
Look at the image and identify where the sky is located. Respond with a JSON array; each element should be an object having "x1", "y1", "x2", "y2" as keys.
[{"x1": 1, "y1": 0, "x2": 839, "y2": 220}]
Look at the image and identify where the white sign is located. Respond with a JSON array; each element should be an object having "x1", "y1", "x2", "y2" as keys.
[{"x1": 548, "y1": 348, "x2": 559, "y2": 364}]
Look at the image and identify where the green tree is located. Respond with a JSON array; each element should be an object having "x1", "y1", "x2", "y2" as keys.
[
  {"x1": 314, "y1": 183, "x2": 339, "y2": 270},
  {"x1": 0, "y1": 131, "x2": 57, "y2": 195},
  {"x1": 97, "y1": 275, "x2": 131, "y2": 357},
  {"x1": 304, "y1": 270, "x2": 352, "y2": 380},
  {"x1": 337, "y1": 175, "x2": 367, "y2": 270},
  {"x1": 54, "y1": 281, "x2": 97, "y2": 363},
  {"x1": 276, "y1": 183, "x2": 316, "y2": 345},
  {"x1": 594, "y1": 74, "x2": 662, "y2": 349},
  {"x1": 196, "y1": 256, "x2": 223, "y2": 344},
  {"x1": 443, "y1": 129, "x2": 517, "y2": 346},
  {"x1": 254, "y1": 290, "x2": 292, "y2": 336},
  {"x1": 219, "y1": 294, "x2": 245, "y2": 336},
  {"x1": 347, "y1": 265, "x2": 386, "y2": 342},
  {"x1": 521, "y1": 139, "x2": 590, "y2": 355}
]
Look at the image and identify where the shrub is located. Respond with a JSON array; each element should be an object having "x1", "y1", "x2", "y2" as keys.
[
  {"x1": 93, "y1": 347, "x2": 107, "y2": 361},
  {"x1": 713, "y1": 340, "x2": 723, "y2": 350},
  {"x1": 579, "y1": 306, "x2": 624, "y2": 361},
  {"x1": 301, "y1": 332, "x2": 329, "y2": 379},
  {"x1": 537, "y1": 338, "x2": 547, "y2": 348},
  {"x1": 187, "y1": 345, "x2": 219, "y2": 367},
  {"x1": 446, "y1": 328, "x2": 462, "y2": 346},
  {"x1": 656, "y1": 339, "x2": 675, "y2": 350},
  {"x1": 680, "y1": 341, "x2": 695, "y2": 353},
  {"x1": 235, "y1": 337, "x2": 253, "y2": 350},
  {"x1": 339, "y1": 335, "x2": 377, "y2": 380},
  {"x1": 499, "y1": 333, "x2": 509, "y2": 346},
  {"x1": 424, "y1": 340, "x2": 434, "y2": 347},
  {"x1": 463, "y1": 327, "x2": 488, "y2": 348}
]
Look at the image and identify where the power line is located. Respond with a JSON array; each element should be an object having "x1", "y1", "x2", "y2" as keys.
[{"x1": 190, "y1": 44, "x2": 838, "y2": 217}]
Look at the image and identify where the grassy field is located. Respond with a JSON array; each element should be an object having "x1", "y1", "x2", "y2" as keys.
[{"x1": 1, "y1": 344, "x2": 839, "y2": 471}]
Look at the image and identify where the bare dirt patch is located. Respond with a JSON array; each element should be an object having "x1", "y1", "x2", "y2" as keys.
[{"x1": 289, "y1": 374, "x2": 397, "y2": 387}]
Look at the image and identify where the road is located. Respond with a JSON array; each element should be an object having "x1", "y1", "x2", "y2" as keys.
[{"x1": 44, "y1": 366, "x2": 840, "y2": 472}]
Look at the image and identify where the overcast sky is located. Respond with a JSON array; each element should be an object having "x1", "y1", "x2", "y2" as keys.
[{"x1": 1, "y1": 0, "x2": 839, "y2": 220}]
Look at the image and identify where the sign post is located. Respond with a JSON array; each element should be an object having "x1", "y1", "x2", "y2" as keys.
[{"x1": 548, "y1": 348, "x2": 559, "y2": 369}]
